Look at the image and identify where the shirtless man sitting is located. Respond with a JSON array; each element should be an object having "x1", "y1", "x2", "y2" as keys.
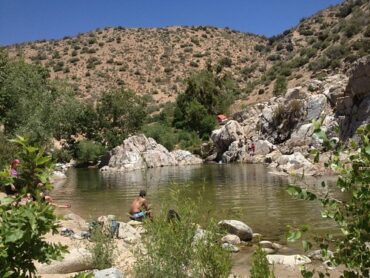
[{"x1": 129, "y1": 190, "x2": 152, "y2": 221}]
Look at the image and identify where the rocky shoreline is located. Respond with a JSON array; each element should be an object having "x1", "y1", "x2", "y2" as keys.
[{"x1": 32, "y1": 210, "x2": 344, "y2": 278}]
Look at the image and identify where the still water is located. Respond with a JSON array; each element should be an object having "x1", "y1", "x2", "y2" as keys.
[{"x1": 52, "y1": 164, "x2": 338, "y2": 242}]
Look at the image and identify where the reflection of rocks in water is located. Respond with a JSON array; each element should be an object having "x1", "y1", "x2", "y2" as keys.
[{"x1": 100, "y1": 164, "x2": 204, "y2": 188}]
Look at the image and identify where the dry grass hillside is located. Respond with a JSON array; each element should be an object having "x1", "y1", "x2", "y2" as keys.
[
  {"x1": 5, "y1": 0, "x2": 370, "y2": 107},
  {"x1": 6, "y1": 26, "x2": 269, "y2": 103}
]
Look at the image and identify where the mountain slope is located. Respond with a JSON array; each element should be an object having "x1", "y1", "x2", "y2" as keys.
[{"x1": 5, "y1": 0, "x2": 370, "y2": 106}]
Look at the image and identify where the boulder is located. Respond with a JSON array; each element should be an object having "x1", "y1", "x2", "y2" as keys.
[
  {"x1": 306, "y1": 94, "x2": 327, "y2": 121},
  {"x1": 63, "y1": 213, "x2": 89, "y2": 231},
  {"x1": 276, "y1": 152, "x2": 318, "y2": 175},
  {"x1": 221, "y1": 243, "x2": 240, "y2": 253},
  {"x1": 102, "y1": 134, "x2": 202, "y2": 172},
  {"x1": 266, "y1": 254, "x2": 311, "y2": 266},
  {"x1": 221, "y1": 234, "x2": 241, "y2": 245},
  {"x1": 117, "y1": 222, "x2": 141, "y2": 244},
  {"x1": 254, "y1": 140, "x2": 275, "y2": 155},
  {"x1": 94, "y1": 267, "x2": 124, "y2": 278},
  {"x1": 285, "y1": 87, "x2": 307, "y2": 100},
  {"x1": 218, "y1": 220, "x2": 253, "y2": 241},
  {"x1": 171, "y1": 150, "x2": 203, "y2": 165},
  {"x1": 265, "y1": 150, "x2": 282, "y2": 163},
  {"x1": 38, "y1": 248, "x2": 93, "y2": 274},
  {"x1": 211, "y1": 120, "x2": 245, "y2": 159},
  {"x1": 222, "y1": 140, "x2": 244, "y2": 163},
  {"x1": 259, "y1": 240, "x2": 273, "y2": 249},
  {"x1": 261, "y1": 248, "x2": 275, "y2": 254},
  {"x1": 287, "y1": 123, "x2": 314, "y2": 147}
]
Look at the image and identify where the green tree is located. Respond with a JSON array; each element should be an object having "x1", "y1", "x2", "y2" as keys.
[
  {"x1": 173, "y1": 69, "x2": 236, "y2": 137},
  {"x1": 0, "y1": 53, "x2": 86, "y2": 145},
  {"x1": 97, "y1": 89, "x2": 147, "y2": 148},
  {"x1": 287, "y1": 122, "x2": 370, "y2": 277}
]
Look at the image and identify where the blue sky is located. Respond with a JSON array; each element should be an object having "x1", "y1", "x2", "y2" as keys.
[{"x1": 0, "y1": 0, "x2": 343, "y2": 46}]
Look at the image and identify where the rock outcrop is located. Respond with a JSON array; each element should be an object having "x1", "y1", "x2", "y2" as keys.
[
  {"x1": 101, "y1": 134, "x2": 202, "y2": 172},
  {"x1": 211, "y1": 120, "x2": 245, "y2": 161},
  {"x1": 337, "y1": 56, "x2": 370, "y2": 139}
]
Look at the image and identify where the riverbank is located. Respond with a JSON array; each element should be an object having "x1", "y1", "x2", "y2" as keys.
[{"x1": 38, "y1": 209, "x2": 345, "y2": 277}]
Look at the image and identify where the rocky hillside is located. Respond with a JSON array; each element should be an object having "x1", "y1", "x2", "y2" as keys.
[
  {"x1": 4, "y1": 0, "x2": 370, "y2": 107},
  {"x1": 5, "y1": 26, "x2": 269, "y2": 103}
]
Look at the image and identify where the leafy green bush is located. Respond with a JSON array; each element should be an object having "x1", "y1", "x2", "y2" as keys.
[
  {"x1": 88, "y1": 225, "x2": 115, "y2": 270},
  {"x1": 0, "y1": 136, "x2": 67, "y2": 277},
  {"x1": 250, "y1": 246, "x2": 275, "y2": 278},
  {"x1": 75, "y1": 140, "x2": 105, "y2": 165},
  {"x1": 287, "y1": 122, "x2": 370, "y2": 277},
  {"x1": 52, "y1": 148, "x2": 73, "y2": 163},
  {"x1": 173, "y1": 69, "x2": 236, "y2": 137},
  {"x1": 134, "y1": 187, "x2": 232, "y2": 277}
]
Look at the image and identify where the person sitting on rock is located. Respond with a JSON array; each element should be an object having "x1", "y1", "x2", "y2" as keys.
[{"x1": 129, "y1": 190, "x2": 152, "y2": 221}]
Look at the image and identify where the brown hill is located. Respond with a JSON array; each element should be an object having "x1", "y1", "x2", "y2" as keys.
[
  {"x1": 5, "y1": 0, "x2": 370, "y2": 107},
  {"x1": 6, "y1": 26, "x2": 269, "y2": 103}
]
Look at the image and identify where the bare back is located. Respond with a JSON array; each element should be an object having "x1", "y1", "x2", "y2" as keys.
[{"x1": 129, "y1": 196, "x2": 148, "y2": 214}]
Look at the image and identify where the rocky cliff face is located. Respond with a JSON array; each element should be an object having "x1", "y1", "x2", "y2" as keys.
[
  {"x1": 101, "y1": 134, "x2": 202, "y2": 172},
  {"x1": 337, "y1": 56, "x2": 370, "y2": 139},
  {"x1": 209, "y1": 57, "x2": 370, "y2": 176}
]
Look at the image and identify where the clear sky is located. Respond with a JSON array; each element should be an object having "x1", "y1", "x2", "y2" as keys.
[{"x1": 0, "y1": 0, "x2": 343, "y2": 46}]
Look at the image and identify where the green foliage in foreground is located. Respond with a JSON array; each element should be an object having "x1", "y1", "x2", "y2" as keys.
[
  {"x1": 0, "y1": 136, "x2": 67, "y2": 277},
  {"x1": 287, "y1": 122, "x2": 370, "y2": 277},
  {"x1": 87, "y1": 225, "x2": 115, "y2": 270},
  {"x1": 135, "y1": 187, "x2": 232, "y2": 278},
  {"x1": 250, "y1": 246, "x2": 275, "y2": 278}
]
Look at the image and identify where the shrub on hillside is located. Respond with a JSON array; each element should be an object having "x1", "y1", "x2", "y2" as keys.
[{"x1": 273, "y1": 76, "x2": 287, "y2": 96}]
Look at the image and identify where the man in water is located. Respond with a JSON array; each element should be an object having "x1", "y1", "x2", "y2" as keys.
[{"x1": 129, "y1": 190, "x2": 152, "y2": 221}]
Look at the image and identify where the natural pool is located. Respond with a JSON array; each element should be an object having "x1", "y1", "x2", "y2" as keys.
[{"x1": 52, "y1": 163, "x2": 339, "y2": 242}]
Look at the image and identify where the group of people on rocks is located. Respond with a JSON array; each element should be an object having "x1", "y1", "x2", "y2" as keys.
[{"x1": 2, "y1": 159, "x2": 70, "y2": 208}]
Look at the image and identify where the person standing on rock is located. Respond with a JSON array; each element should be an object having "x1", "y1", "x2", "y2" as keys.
[{"x1": 129, "y1": 190, "x2": 152, "y2": 221}]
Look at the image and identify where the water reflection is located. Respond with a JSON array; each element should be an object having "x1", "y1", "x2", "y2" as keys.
[{"x1": 52, "y1": 164, "x2": 339, "y2": 241}]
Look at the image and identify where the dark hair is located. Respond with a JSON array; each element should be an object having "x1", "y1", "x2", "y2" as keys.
[{"x1": 139, "y1": 190, "x2": 146, "y2": 197}]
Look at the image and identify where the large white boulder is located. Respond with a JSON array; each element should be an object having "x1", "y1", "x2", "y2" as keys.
[
  {"x1": 266, "y1": 254, "x2": 311, "y2": 266},
  {"x1": 117, "y1": 222, "x2": 141, "y2": 244},
  {"x1": 102, "y1": 134, "x2": 202, "y2": 172},
  {"x1": 211, "y1": 120, "x2": 245, "y2": 156}
]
